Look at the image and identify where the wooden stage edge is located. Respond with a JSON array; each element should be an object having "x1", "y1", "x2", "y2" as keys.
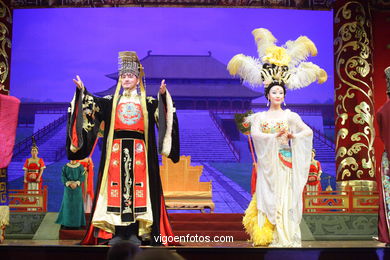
[{"x1": 1, "y1": 240, "x2": 390, "y2": 260}]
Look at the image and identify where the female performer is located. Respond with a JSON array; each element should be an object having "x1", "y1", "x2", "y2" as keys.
[
  {"x1": 228, "y1": 28, "x2": 327, "y2": 247},
  {"x1": 306, "y1": 149, "x2": 323, "y2": 193},
  {"x1": 23, "y1": 138, "x2": 45, "y2": 192},
  {"x1": 56, "y1": 160, "x2": 86, "y2": 229}
]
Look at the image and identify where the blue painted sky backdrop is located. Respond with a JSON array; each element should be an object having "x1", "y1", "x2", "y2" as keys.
[{"x1": 10, "y1": 7, "x2": 333, "y2": 103}]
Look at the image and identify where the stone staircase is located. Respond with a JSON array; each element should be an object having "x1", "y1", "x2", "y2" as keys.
[
  {"x1": 310, "y1": 126, "x2": 335, "y2": 163},
  {"x1": 313, "y1": 138, "x2": 335, "y2": 162},
  {"x1": 8, "y1": 114, "x2": 68, "y2": 187},
  {"x1": 177, "y1": 110, "x2": 237, "y2": 162},
  {"x1": 12, "y1": 114, "x2": 67, "y2": 162},
  {"x1": 7, "y1": 161, "x2": 25, "y2": 184},
  {"x1": 36, "y1": 124, "x2": 67, "y2": 162}
]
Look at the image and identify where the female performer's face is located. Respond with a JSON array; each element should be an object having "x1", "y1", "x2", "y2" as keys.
[
  {"x1": 267, "y1": 85, "x2": 285, "y2": 106},
  {"x1": 120, "y1": 73, "x2": 139, "y2": 91},
  {"x1": 31, "y1": 148, "x2": 38, "y2": 157}
]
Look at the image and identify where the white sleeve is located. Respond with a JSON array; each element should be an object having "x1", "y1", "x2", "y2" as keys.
[
  {"x1": 289, "y1": 111, "x2": 313, "y2": 222},
  {"x1": 250, "y1": 112, "x2": 280, "y2": 224}
]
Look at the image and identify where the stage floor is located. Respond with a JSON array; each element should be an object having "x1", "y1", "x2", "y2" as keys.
[
  {"x1": 1, "y1": 239, "x2": 389, "y2": 260},
  {"x1": 1, "y1": 239, "x2": 387, "y2": 247}
]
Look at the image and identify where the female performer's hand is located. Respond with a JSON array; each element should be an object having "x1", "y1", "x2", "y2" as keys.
[
  {"x1": 286, "y1": 132, "x2": 294, "y2": 139},
  {"x1": 277, "y1": 130, "x2": 294, "y2": 139},
  {"x1": 159, "y1": 79, "x2": 167, "y2": 94},
  {"x1": 72, "y1": 75, "x2": 84, "y2": 90},
  {"x1": 276, "y1": 130, "x2": 286, "y2": 138},
  {"x1": 277, "y1": 130, "x2": 294, "y2": 146}
]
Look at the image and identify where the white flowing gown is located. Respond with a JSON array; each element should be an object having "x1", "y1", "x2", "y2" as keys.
[{"x1": 244, "y1": 109, "x2": 313, "y2": 247}]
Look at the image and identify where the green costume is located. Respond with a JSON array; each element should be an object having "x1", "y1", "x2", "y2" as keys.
[{"x1": 56, "y1": 162, "x2": 86, "y2": 228}]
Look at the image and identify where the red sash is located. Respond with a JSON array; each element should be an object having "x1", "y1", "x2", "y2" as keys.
[{"x1": 107, "y1": 138, "x2": 147, "y2": 221}]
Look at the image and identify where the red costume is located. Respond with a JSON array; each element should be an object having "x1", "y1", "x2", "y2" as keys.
[
  {"x1": 305, "y1": 159, "x2": 322, "y2": 192},
  {"x1": 23, "y1": 157, "x2": 45, "y2": 191},
  {"x1": 377, "y1": 66, "x2": 390, "y2": 244},
  {"x1": 377, "y1": 98, "x2": 390, "y2": 243},
  {"x1": 67, "y1": 52, "x2": 180, "y2": 245},
  {"x1": 77, "y1": 157, "x2": 94, "y2": 213}
]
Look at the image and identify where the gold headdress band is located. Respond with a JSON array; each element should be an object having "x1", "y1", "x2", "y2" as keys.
[
  {"x1": 227, "y1": 28, "x2": 327, "y2": 90},
  {"x1": 118, "y1": 51, "x2": 143, "y2": 77}
]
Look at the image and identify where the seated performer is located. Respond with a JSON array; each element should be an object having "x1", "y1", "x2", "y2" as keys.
[
  {"x1": 228, "y1": 28, "x2": 326, "y2": 247},
  {"x1": 67, "y1": 51, "x2": 179, "y2": 245},
  {"x1": 56, "y1": 160, "x2": 86, "y2": 229}
]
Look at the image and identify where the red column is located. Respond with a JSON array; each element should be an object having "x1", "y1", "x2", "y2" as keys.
[
  {"x1": 334, "y1": 0, "x2": 377, "y2": 190},
  {"x1": 0, "y1": 0, "x2": 12, "y2": 95},
  {"x1": 0, "y1": 0, "x2": 12, "y2": 243}
]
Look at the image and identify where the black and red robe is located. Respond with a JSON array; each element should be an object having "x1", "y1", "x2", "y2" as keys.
[{"x1": 66, "y1": 86, "x2": 179, "y2": 245}]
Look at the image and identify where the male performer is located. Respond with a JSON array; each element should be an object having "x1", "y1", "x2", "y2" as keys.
[
  {"x1": 68, "y1": 51, "x2": 179, "y2": 245},
  {"x1": 377, "y1": 66, "x2": 390, "y2": 245}
]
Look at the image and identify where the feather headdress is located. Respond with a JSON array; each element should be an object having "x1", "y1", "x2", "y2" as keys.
[{"x1": 227, "y1": 28, "x2": 327, "y2": 90}]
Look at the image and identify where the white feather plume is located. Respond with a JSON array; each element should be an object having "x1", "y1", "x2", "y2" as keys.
[
  {"x1": 252, "y1": 28, "x2": 277, "y2": 58},
  {"x1": 284, "y1": 36, "x2": 318, "y2": 68},
  {"x1": 227, "y1": 54, "x2": 264, "y2": 87},
  {"x1": 227, "y1": 28, "x2": 327, "y2": 91},
  {"x1": 286, "y1": 62, "x2": 327, "y2": 90}
]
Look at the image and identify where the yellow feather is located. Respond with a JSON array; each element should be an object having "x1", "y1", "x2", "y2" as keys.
[
  {"x1": 252, "y1": 28, "x2": 277, "y2": 58},
  {"x1": 318, "y1": 69, "x2": 328, "y2": 83},
  {"x1": 227, "y1": 54, "x2": 244, "y2": 75},
  {"x1": 252, "y1": 28, "x2": 276, "y2": 43},
  {"x1": 296, "y1": 36, "x2": 318, "y2": 57},
  {"x1": 243, "y1": 193, "x2": 275, "y2": 246},
  {"x1": 263, "y1": 46, "x2": 291, "y2": 67}
]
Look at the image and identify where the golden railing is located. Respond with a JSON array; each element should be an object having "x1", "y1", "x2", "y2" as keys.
[
  {"x1": 8, "y1": 186, "x2": 48, "y2": 212},
  {"x1": 303, "y1": 188, "x2": 379, "y2": 214}
]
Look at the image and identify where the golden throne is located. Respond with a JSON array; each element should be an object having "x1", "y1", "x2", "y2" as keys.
[{"x1": 160, "y1": 156, "x2": 214, "y2": 213}]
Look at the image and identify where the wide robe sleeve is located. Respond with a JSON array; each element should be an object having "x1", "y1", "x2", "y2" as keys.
[
  {"x1": 61, "y1": 164, "x2": 85, "y2": 187},
  {"x1": 38, "y1": 158, "x2": 46, "y2": 171},
  {"x1": 248, "y1": 112, "x2": 280, "y2": 225},
  {"x1": 289, "y1": 111, "x2": 313, "y2": 223},
  {"x1": 78, "y1": 165, "x2": 86, "y2": 185},
  {"x1": 0, "y1": 94, "x2": 20, "y2": 168},
  {"x1": 377, "y1": 109, "x2": 385, "y2": 148},
  {"x1": 156, "y1": 89, "x2": 180, "y2": 163},
  {"x1": 66, "y1": 87, "x2": 111, "y2": 160},
  {"x1": 61, "y1": 165, "x2": 71, "y2": 187}
]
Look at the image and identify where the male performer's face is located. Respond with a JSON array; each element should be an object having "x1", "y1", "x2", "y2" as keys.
[{"x1": 120, "y1": 73, "x2": 139, "y2": 91}]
